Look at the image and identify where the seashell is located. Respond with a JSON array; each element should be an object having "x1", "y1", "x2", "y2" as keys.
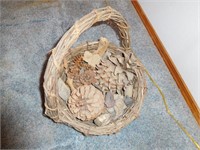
[
  {"x1": 113, "y1": 94, "x2": 127, "y2": 120},
  {"x1": 125, "y1": 85, "x2": 133, "y2": 97},
  {"x1": 105, "y1": 92, "x2": 115, "y2": 108},
  {"x1": 83, "y1": 51, "x2": 101, "y2": 67},
  {"x1": 94, "y1": 113, "x2": 111, "y2": 126},
  {"x1": 68, "y1": 85, "x2": 104, "y2": 121},
  {"x1": 58, "y1": 78, "x2": 70, "y2": 101},
  {"x1": 124, "y1": 96, "x2": 133, "y2": 106}
]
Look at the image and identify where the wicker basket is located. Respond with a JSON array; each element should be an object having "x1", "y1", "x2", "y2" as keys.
[{"x1": 43, "y1": 6, "x2": 147, "y2": 135}]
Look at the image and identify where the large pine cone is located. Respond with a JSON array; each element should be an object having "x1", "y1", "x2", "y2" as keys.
[
  {"x1": 95, "y1": 52, "x2": 136, "y2": 94},
  {"x1": 67, "y1": 85, "x2": 104, "y2": 121}
]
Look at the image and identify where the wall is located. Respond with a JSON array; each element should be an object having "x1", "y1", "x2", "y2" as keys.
[{"x1": 138, "y1": 0, "x2": 200, "y2": 107}]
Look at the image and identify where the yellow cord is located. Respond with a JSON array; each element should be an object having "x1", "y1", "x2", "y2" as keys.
[{"x1": 144, "y1": 68, "x2": 200, "y2": 150}]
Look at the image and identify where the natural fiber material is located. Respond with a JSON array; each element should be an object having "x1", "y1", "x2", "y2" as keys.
[{"x1": 43, "y1": 6, "x2": 146, "y2": 135}]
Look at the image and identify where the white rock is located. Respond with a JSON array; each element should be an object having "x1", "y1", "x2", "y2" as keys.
[
  {"x1": 107, "y1": 107, "x2": 116, "y2": 117},
  {"x1": 94, "y1": 113, "x2": 111, "y2": 126},
  {"x1": 125, "y1": 85, "x2": 133, "y2": 97}
]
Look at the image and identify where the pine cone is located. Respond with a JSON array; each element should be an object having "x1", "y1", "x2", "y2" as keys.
[
  {"x1": 68, "y1": 65, "x2": 80, "y2": 79},
  {"x1": 95, "y1": 52, "x2": 135, "y2": 94},
  {"x1": 73, "y1": 69, "x2": 97, "y2": 88},
  {"x1": 66, "y1": 54, "x2": 96, "y2": 85},
  {"x1": 95, "y1": 62, "x2": 123, "y2": 94},
  {"x1": 71, "y1": 55, "x2": 84, "y2": 68},
  {"x1": 68, "y1": 85, "x2": 105, "y2": 121}
]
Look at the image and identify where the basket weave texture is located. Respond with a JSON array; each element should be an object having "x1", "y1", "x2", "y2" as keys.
[{"x1": 43, "y1": 6, "x2": 147, "y2": 135}]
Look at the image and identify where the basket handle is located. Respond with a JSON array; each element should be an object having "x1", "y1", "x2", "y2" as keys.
[{"x1": 53, "y1": 7, "x2": 131, "y2": 64}]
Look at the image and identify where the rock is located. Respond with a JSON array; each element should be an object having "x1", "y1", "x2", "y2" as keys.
[
  {"x1": 113, "y1": 94, "x2": 127, "y2": 120},
  {"x1": 94, "y1": 113, "x2": 111, "y2": 126},
  {"x1": 124, "y1": 96, "x2": 133, "y2": 106},
  {"x1": 107, "y1": 107, "x2": 116, "y2": 117},
  {"x1": 125, "y1": 85, "x2": 133, "y2": 97},
  {"x1": 58, "y1": 78, "x2": 70, "y2": 101},
  {"x1": 105, "y1": 92, "x2": 115, "y2": 108}
]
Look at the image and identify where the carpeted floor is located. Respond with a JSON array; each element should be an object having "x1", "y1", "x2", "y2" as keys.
[{"x1": 1, "y1": 0, "x2": 200, "y2": 149}]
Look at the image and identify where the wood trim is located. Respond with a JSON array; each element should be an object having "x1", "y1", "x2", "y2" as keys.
[{"x1": 131, "y1": 0, "x2": 200, "y2": 126}]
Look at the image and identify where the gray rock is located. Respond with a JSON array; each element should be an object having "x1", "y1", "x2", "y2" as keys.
[{"x1": 58, "y1": 78, "x2": 70, "y2": 101}]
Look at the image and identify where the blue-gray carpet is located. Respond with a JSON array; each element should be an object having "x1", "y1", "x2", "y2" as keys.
[{"x1": 1, "y1": 0, "x2": 200, "y2": 149}]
